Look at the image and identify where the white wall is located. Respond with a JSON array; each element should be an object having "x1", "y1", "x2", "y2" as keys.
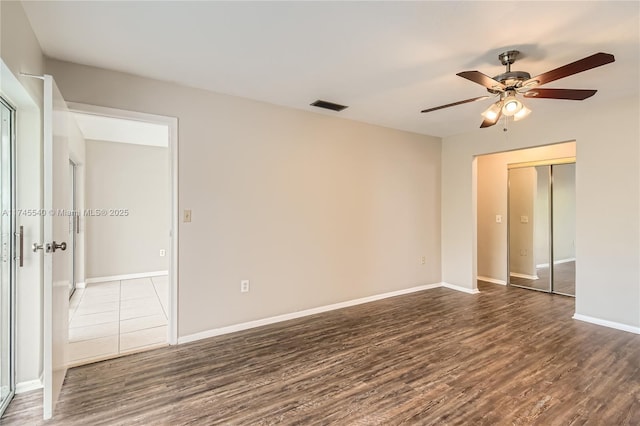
[
  {"x1": 84, "y1": 139, "x2": 169, "y2": 278},
  {"x1": 45, "y1": 59, "x2": 443, "y2": 337},
  {"x1": 445, "y1": 97, "x2": 639, "y2": 328},
  {"x1": 0, "y1": 1, "x2": 45, "y2": 387},
  {"x1": 0, "y1": 1, "x2": 43, "y2": 104}
]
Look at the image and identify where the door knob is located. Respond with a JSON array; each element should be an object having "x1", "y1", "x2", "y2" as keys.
[
  {"x1": 33, "y1": 241, "x2": 67, "y2": 253},
  {"x1": 51, "y1": 241, "x2": 67, "y2": 252}
]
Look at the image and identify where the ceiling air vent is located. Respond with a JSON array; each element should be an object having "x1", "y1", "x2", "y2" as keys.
[{"x1": 310, "y1": 100, "x2": 348, "y2": 112}]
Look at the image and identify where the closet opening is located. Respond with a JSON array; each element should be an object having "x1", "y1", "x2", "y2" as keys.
[{"x1": 475, "y1": 141, "x2": 576, "y2": 297}]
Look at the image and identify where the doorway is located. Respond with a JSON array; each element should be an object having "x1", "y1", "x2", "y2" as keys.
[
  {"x1": 66, "y1": 103, "x2": 178, "y2": 366},
  {"x1": 0, "y1": 97, "x2": 16, "y2": 417},
  {"x1": 475, "y1": 141, "x2": 577, "y2": 293}
]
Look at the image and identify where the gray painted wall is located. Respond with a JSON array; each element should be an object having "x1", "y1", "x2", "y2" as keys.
[
  {"x1": 85, "y1": 140, "x2": 169, "y2": 278},
  {"x1": 47, "y1": 59, "x2": 443, "y2": 337}
]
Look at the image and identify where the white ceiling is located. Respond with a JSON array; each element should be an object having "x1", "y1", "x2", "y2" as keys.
[{"x1": 22, "y1": 1, "x2": 639, "y2": 137}]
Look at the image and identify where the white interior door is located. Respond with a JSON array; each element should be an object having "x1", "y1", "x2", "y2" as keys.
[{"x1": 42, "y1": 75, "x2": 71, "y2": 420}]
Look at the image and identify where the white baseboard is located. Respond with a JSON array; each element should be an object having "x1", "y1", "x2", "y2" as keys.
[
  {"x1": 178, "y1": 282, "x2": 443, "y2": 344},
  {"x1": 86, "y1": 270, "x2": 168, "y2": 284},
  {"x1": 510, "y1": 272, "x2": 539, "y2": 280},
  {"x1": 441, "y1": 282, "x2": 481, "y2": 294},
  {"x1": 16, "y1": 377, "x2": 43, "y2": 394},
  {"x1": 572, "y1": 313, "x2": 640, "y2": 335},
  {"x1": 75, "y1": 281, "x2": 86, "y2": 289},
  {"x1": 477, "y1": 276, "x2": 506, "y2": 286}
]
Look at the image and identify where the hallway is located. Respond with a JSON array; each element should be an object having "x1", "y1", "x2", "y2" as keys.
[{"x1": 68, "y1": 276, "x2": 169, "y2": 366}]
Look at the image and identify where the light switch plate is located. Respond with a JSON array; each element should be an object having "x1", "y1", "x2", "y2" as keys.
[
  {"x1": 520, "y1": 215, "x2": 529, "y2": 223},
  {"x1": 184, "y1": 209, "x2": 192, "y2": 223},
  {"x1": 496, "y1": 215, "x2": 502, "y2": 223}
]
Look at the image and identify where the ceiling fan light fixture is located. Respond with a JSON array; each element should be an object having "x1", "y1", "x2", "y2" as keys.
[
  {"x1": 503, "y1": 99, "x2": 521, "y2": 115},
  {"x1": 481, "y1": 100, "x2": 503, "y2": 121},
  {"x1": 513, "y1": 105, "x2": 532, "y2": 121},
  {"x1": 501, "y1": 92, "x2": 523, "y2": 116}
]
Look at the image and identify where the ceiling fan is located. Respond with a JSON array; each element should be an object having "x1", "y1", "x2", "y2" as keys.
[{"x1": 420, "y1": 50, "x2": 615, "y2": 128}]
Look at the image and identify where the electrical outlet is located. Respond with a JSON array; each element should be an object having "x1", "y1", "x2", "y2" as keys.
[
  {"x1": 159, "y1": 249, "x2": 166, "y2": 257},
  {"x1": 184, "y1": 209, "x2": 192, "y2": 223},
  {"x1": 240, "y1": 280, "x2": 250, "y2": 293},
  {"x1": 421, "y1": 256, "x2": 426, "y2": 265}
]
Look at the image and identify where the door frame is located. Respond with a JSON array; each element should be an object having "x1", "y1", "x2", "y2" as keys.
[
  {"x1": 68, "y1": 159, "x2": 78, "y2": 298},
  {"x1": 67, "y1": 102, "x2": 179, "y2": 344},
  {"x1": 1, "y1": 59, "x2": 43, "y2": 397},
  {"x1": 0, "y1": 95, "x2": 17, "y2": 418}
]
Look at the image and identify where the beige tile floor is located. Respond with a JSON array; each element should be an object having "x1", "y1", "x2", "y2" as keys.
[{"x1": 68, "y1": 276, "x2": 169, "y2": 366}]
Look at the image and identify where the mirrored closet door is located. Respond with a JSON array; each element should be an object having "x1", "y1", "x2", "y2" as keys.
[{"x1": 508, "y1": 160, "x2": 576, "y2": 296}]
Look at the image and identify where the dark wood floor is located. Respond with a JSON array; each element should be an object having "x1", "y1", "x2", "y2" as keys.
[{"x1": 2, "y1": 281, "x2": 639, "y2": 425}]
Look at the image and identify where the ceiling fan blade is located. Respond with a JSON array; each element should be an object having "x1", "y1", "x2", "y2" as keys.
[
  {"x1": 480, "y1": 109, "x2": 502, "y2": 128},
  {"x1": 420, "y1": 96, "x2": 489, "y2": 113},
  {"x1": 457, "y1": 71, "x2": 506, "y2": 91},
  {"x1": 524, "y1": 52, "x2": 615, "y2": 87},
  {"x1": 524, "y1": 88, "x2": 597, "y2": 100}
]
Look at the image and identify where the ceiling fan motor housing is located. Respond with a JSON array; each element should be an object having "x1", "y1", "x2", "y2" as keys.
[
  {"x1": 488, "y1": 71, "x2": 532, "y2": 93},
  {"x1": 488, "y1": 51, "x2": 531, "y2": 93},
  {"x1": 498, "y1": 50, "x2": 520, "y2": 66}
]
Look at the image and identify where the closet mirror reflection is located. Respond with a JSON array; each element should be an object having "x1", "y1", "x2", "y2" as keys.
[{"x1": 508, "y1": 161, "x2": 575, "y2": 296}]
